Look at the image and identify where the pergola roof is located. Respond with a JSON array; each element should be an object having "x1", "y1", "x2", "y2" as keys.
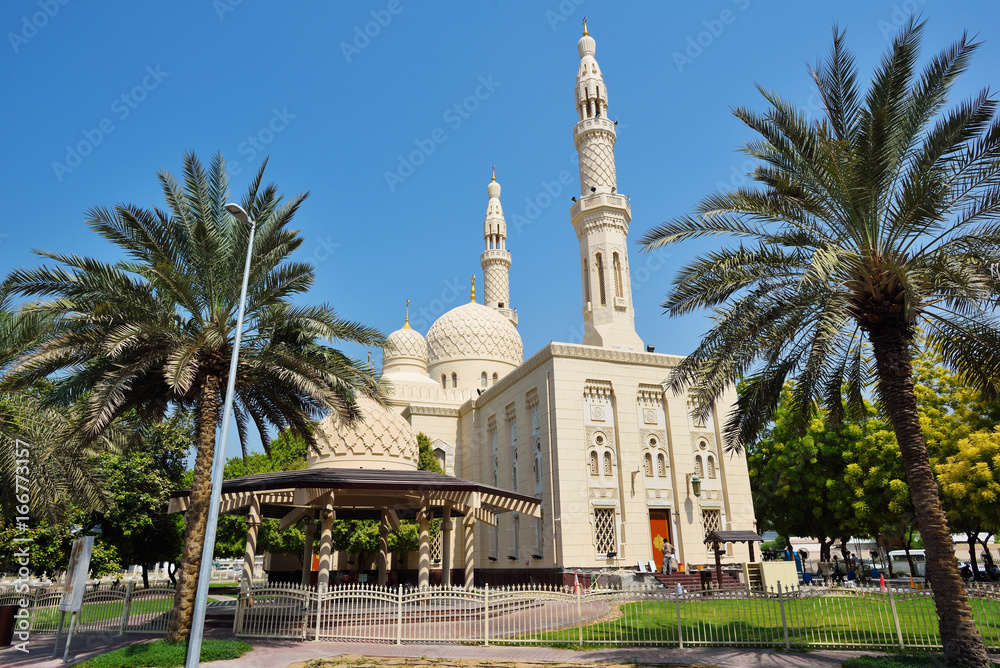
[
  {"x1": 703, "y1": 530, "x2": 763, "y2": 544},
  {"x1": 169, "y1": 468, "x2": 541, "y2": 528}
]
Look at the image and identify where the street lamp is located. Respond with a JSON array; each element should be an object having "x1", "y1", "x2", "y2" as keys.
[
  {"x1": 686, "y1": 472, "x2": 702, "y2": 498},
  {"x1": 185, "y1": 203, "x2": 256, "y2": 668}
]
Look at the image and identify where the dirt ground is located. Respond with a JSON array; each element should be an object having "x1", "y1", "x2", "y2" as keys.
[{"x1": 291, "y1": 656, "x2": 719, "y2": 668}]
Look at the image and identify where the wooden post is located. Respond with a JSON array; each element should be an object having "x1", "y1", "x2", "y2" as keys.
[
  {"x1": 301, "y1": 519, "x2": 315, "y2": 587},
  {"x1": 441, "y1": 507, "x2": 453, "y2": 588},
  {"x1": 463, "y1": 516, "x2": 476, "y2": 589}
]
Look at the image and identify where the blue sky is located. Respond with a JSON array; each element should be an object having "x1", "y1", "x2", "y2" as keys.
[{"x1": 2, "y1": 1, "x2": 999, "y2": 456}]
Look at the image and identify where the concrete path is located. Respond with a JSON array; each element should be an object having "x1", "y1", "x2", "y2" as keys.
[{"x1": 0, "y1": 631, "x2": 880, "y2": 667}]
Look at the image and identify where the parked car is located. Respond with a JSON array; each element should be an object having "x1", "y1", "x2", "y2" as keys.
[{"x1": 887, "y1": 549, "x2": 926, "y2": 577}]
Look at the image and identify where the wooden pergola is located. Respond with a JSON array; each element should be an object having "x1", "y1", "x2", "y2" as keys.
[
  {"x1": 703, "y1": 530, "x2": 764, "y2": 588},
  {"x1": 169, "y1": 468, "x2": 541, "y2": 590}
]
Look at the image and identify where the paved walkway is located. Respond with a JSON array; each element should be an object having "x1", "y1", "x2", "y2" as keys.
[{"x1": 0, "y1": 631, "x2": 883, "y2": 667}]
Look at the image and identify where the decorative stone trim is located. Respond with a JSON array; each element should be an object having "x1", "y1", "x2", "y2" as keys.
[
  {"x1": 584, "y1": 379, "x2": 613, "y2": 401},
  {"x1": 402, "y1": 405, "x2": 461, "y2": 419},
  {"x1": 505, "y1": 403, "x2": 517, "y2": 422},
  {"x1": 525, "y1": 388, "x2": 539, "y2": 410}
]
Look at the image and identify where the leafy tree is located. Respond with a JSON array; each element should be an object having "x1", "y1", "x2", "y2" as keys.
[
  {"x1": 215, "y1": 430, "x2": 309, "y2": 560},
  {"x1": 100, "y1": 412, "x2": 190, "y2": 588},
  {"x1": 641, "y1": 20, "x2": 1000, "y2": 664},
  {"x1": 417, "y1": 432, "x2": 444, "y2": 474},
  {"x1": 937, "y1": 428, "x2": 1000, "y2": 580},
  {"x1": 4, "y1": 152, "x2": 385, "y2": 641}
]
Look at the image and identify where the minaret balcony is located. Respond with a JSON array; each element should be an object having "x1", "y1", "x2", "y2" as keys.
[
  {"x1": 480, "y1": 249, "x2": 512, "y2": 263},
  {"x1": 573, "y1": 116, "x2": 617, "y2": 140},
  {"x1": 569, "y1": 192, "x2": 631, "y2": 222}
]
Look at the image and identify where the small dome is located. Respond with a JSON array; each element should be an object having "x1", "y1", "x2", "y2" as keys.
[
  {"x1": 578, "y1": 34, "x2": 596, "y2": 58},
  {"x1": 487, "y1": 179, "x2": 501, "y2": 200},
  {"x1": 426, "y1": 301, "x2": 523, "y2": 367},
  {"x1": 311, "y1": 395, "x2": 418, "y2": 470},
  {"x1": 384, "y1": 326, "x2": 427, "y2": 363}
]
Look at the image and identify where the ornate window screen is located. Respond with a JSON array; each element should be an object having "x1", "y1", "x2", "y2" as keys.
[
  {"x1": 431, "y1": 531, "x2": 443, "y2": 563},
  {"x1": 594, "y1": 507, "x2": 616, "y2": 554},
  {"x1": 702, "y1": 509, "x2": 721, "y2": 537}
]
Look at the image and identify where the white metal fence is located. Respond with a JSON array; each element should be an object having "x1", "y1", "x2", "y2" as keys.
[
  {"x1": 232, "y1": 580, "x2": 1000, "y2": 651},
  {"x1": 4, "y1": 579, "x2": 998, "y2": 652},
  {"x1": 0, "y1": 583, "x2": 176, "y2": 636}
]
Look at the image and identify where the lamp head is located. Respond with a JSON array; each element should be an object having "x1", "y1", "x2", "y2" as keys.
[
  {"x1": 691, "y1": 473, "x2": 702, "y2": 497},
  {"x1": 224, "y1": 202, "x2": 252, "y2": 225}
]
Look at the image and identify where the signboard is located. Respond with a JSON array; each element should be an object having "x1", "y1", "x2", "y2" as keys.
[{"x1": 59, "y1": 536, "x2": 94, "y2": 613}]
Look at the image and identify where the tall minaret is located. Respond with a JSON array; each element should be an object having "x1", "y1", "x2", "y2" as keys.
[
  {"x1": 570, "y1": 22, "x2": 643, "y2": 350},
  {"x1": 481, "y1": 167, "x2": 517, "y2": 326}
]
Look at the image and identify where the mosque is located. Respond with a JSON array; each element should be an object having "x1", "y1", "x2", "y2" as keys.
[{"x1": 303, "y1": 26, "x2": 757, "y2": 586}]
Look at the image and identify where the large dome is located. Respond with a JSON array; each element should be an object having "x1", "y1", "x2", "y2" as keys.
[
  {"x1": 310, "y1": 395, "x2": 418, "y2": 470},
  {"x1": 426, "y1": 302, "x2": 523, "y2": 367}
]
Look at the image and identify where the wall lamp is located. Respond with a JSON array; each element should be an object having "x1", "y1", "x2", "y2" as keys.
[{"x1": 686, "y1": 472, "x2": 702, "y2": 498}]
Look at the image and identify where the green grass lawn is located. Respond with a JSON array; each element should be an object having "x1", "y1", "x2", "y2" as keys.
[
  {"x1": 528, "y1": 594, "x2": 1000, "y2": 649},
  {"x1": 76, "y1": 639, "x2": 252, "y2": 667},
  {"x1": 32, "y1": 597, "x2": 219, "y2": 627},
  {"x1": 843, "y1": 656, "x2": 1000, "y2": 668}
]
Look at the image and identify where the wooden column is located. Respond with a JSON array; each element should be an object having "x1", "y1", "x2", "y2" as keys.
[
  {"x1": 463, "y1": 516, "x2": 476, "y2": 589},
  {"x1": 301, "y1": 519, "x2": 315, "y2": 586},
  {"x1": 378, "y1": 512, "x2": 391, "y2": 586},
  {"x1": 241, "y1": 494, "x2": 261, "y2": 586},
  {"x1": 317, "y1": 495, "x2": 335, "y2": 591},
  {"x1": 440, "y1": 507, "x2": 453, "y2": 588},
  {"x1": 417, "y1": 507, "x2": 431, "y2": 589}
]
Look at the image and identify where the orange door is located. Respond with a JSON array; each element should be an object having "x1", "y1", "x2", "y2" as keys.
[{"x1": 649, "y1": 510, "x2": 671, "y2": 570}]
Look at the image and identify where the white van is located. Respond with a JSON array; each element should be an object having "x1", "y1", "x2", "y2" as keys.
[{"x1": 888, "y1": 549, "x2": 926, "y2": 577}]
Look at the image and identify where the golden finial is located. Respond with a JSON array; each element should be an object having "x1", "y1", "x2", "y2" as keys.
[
  {"x1": 471, "y1": 275, "x2": 476, "y2": 302},
  {"x1": 491, "y1": 165, "x2": 496, "y2": 182},
  {"x1": 404, "y1": 298, "x2": 411, "y2": 329},
  {"x1": 582, "y1": 16, "x2": 588, "y2": 36}
]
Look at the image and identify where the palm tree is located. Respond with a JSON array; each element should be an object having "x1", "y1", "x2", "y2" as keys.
[
  {"x1": 0, "y1": 286, "x2": 108, "y2": 521},
  {"x1": 640, "y1": 20, "x2": 999, "y2": 666},
  {"x1": 5, "y1": 152, "x2": 385, "y2": 641}
]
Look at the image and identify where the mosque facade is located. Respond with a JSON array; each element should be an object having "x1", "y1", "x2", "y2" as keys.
[{"x1": 311, "y1": 28, "x2": 756, "y2": 585}]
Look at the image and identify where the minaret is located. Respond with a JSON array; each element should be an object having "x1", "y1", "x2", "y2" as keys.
[
  {"x1": 481, "y1": 167, "x2": 517, "y2": 326},
  {"x1": 570, "y1": 22, "x2": 643, "y2": 350}
]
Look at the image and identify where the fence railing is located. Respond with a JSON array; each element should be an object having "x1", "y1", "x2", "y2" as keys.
[
  {"x1": 0, "y1": 582, "x2": 176, "y2": 636},
  {"x1": 4, "y1": 579, "x2": 998, "y2": 652},
  {"x1": 234, "y1": 580, "x2": 1000, "y2": 651}
]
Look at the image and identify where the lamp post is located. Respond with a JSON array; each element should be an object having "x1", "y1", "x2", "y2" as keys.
[{"x1": 185, "y1": 203, "x2": 256, "y2": 668}]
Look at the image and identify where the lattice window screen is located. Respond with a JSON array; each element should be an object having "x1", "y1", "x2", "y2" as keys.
[
  {"x1": 596, "y1": 253, "x2": 606, "y2": 305},
  {"x1": 702, "y1": 509, "x2": 721, "y2": 537},
  {"x1": 431, "y1": 531, "x2": 443, "y2": 563},
  {"x1": 603, "y1": 451, "x2": 612, "y2": 476},
  {"x1": 594, "y1": 508, "x2": 617, "y2": 554},
  {"x1": 589, "y1": 451, "x2": 599, "y2": 475},
  {"x1": 643, "y1": 453, "x2": 652, "y2": 477}
]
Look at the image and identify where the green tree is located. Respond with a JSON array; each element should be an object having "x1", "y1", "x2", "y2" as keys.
[
  {"x1": 4, "y1": 152, "x2": 385, "y2": 641},
  {"x1": 937, "y1": 428, "x2": 1000, "y2": 579},
  {"x1": 640, "y1": 21, "x2": 1000, "y2": 665},
  {"x1": 100, "y1": 412, "x2": 190, "y2": 588},
  {"x1": 417, "y1": 432, "x2": 443, "y2": 474}
]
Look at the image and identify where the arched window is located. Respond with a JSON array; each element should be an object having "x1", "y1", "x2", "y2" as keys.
[
  {"x1": 657, "y1": 453, "x2": 666, "y2": 477},
  {"x1": 451, "y1": 372, "x2": 457, "y2": 388},
  {"x1": 589, "y1": 451, "x2": 599, "y2": 476},
  {"x1": 613, "y1": 252, "x2": 623, "y2": 299},
  {"x1": 492, "y1": 372, "x2": 498, "y2": 385},
  {"x1": 582, "y1": 258, "x2": 591, "y2": 304},
  {"x1": 707, "y1": 455, "x2": 716, "y2": 479},
  {"x1": 441, "y1": 374, "x2": 447, "y2": 389},
  {"x1": 643, "y1": 453, "x2": 653, "y2": 477},
  {"x1": 695, "y1": 455, "x2": 704, "y2": 478},
  {"x1": 533, "y1": 454, "x2": 541, "y2": 483},
  {"x1": 603, "y1": 451, "x2": 613, "y2": 476},
  {"x1": 481, "y1": 372, "x2": 488, "y2": 387},
  {"x1": 596, "y1": 253, "x2": 606, "y2": 305}
]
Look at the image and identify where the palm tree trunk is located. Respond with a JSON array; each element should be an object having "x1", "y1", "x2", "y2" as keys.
[
  {"x1": 166, "y1": 374, "x2": 221, "y2": 642},
  {"x1": 868, "y1": 323, "x2": 989, "y2": 667}
]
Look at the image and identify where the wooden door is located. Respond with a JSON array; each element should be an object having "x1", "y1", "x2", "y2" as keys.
[{"x1": 649, "y1": 510, "x2": 671, "y2": 570}]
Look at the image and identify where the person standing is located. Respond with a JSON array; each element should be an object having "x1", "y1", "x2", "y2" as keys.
[{"x1": 661, "y1": 539, "x2": 675, "y2": 574}]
